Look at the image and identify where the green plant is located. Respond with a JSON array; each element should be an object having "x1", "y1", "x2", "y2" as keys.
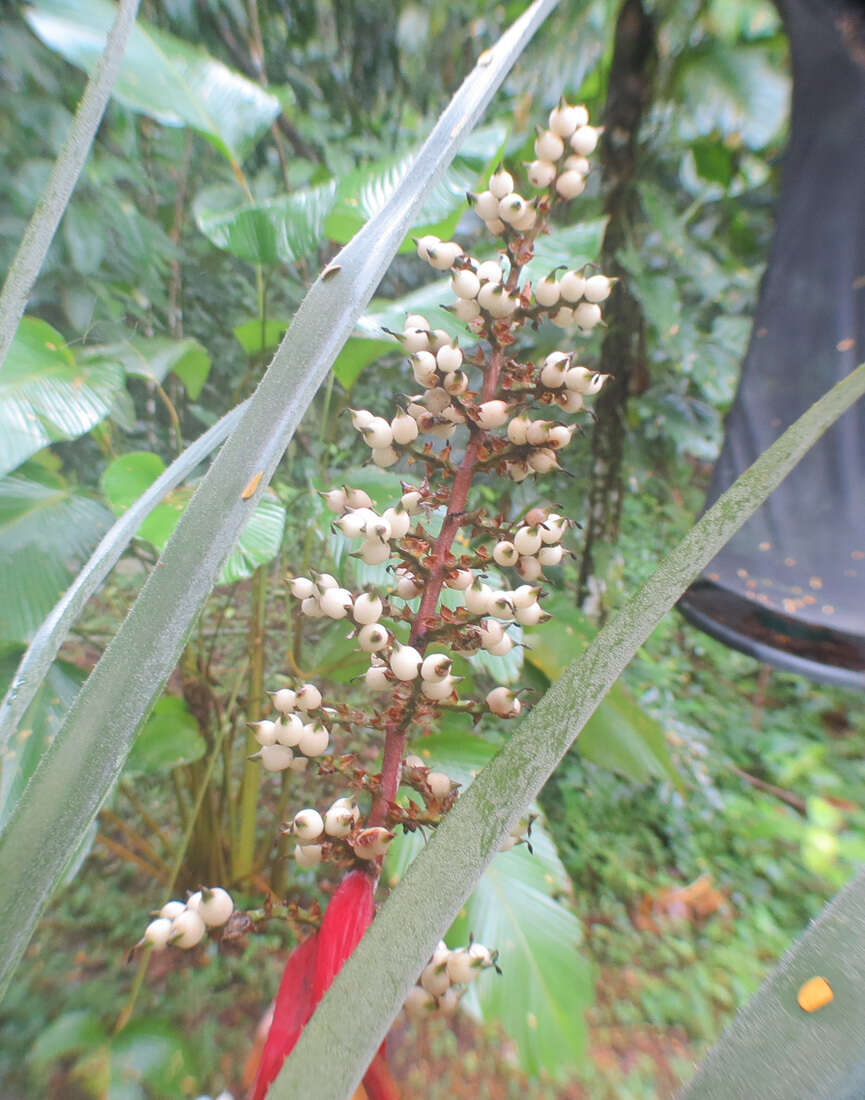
[{"x1": 1, "y1": 2, "x2": 862, "y2": 1100}]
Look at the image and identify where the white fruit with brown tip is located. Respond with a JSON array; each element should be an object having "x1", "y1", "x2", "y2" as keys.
[
  {"x1": 471, "y1": 190, "x2": 500, "y2": 219},
  {"x1": 534, "y1": 274, "x2": 560, "y2": 308},
  {"x1": 259, "y1": 744, "x2": 295, "y2": 771},
  {"x1": 574, "y1": 301, "x2": 602, "y2": 330},
  {"x1": 584, "y1": 274, "x2": 612, "y2": 302},
  {"x1": 486, "y1": 686, "x2": 521, "y2": 718},
  {"x1": 324, "y1": 805, "x2": 356, "y2": 838},
  {"x1": 364, "y1": 663, "x2": 390, "y2": 690},
  {"x1": 323, "y1": 489, "x2": 347, "y2": 515},
  {"x1": 295, "y1": 844, "x2": 323, "y2": 869},
  {"x1": 420, "y1": 653, "x2": 451, "y2": 682},
  {"x1": 476, "y1": 400, "x2": 509, "y2": 429},
  {"x1": 421, "y1": 675, "x2": 458, "y2": 701},
  {"x1": 250, "y1": 720, "x2": 279, "y2": 747},
  {"x1": 196, "y1": 887, "x2": 234, "y2": 928},
  {"x1": 144, "y1": 917, "x2": 173, "y2": 950},
  {"x1": 420, "y1": 961, "x2": 451, "y2": 997},
  {"x1": 296, "y1": 683, "x2": 322, "y2": 711},
  {"x1": 390, "y1": 644, "x2": 422, "y2": 681},
  {"x1": 352, "y1": 592, "x2": 383, "y2": 625},
  {"x1": 570, "y1": 124, "x2": 600, "y2": 156},
  {"x1": 404, "y1": 985, "x2": 436, "y2": 1018},
  {"x1": 549, "y1": 102, "x2": 588, "y2": 136},
  {"x1": 534, "y1": 130, "x2": 564, "y2": 161},
  {"x1": 352, "y1": 827, "x2": 395, "y2": 860},
  {"x1": 559, "y1": 270, "x2": 586, "y2": 302},
  {"x1": 170, "y1": 909, "x2": 206, "y2": 949},
  {"x1": 555, "y1": 171, "x2": 586, "y2": 199},
  {"x1": 298, "y1": 722, "x2": 329, "y2": 757},
  {"x1": 390, "y1": 413, "x2": 419, "y2": 446},
  {"x1": 277, "y1": 713, "x2": 304, "y2": 747},
  {"x1": 426, "y1": 771, "x2": 453, "y2": 799},
  {"x1": 293, "y1": 808, "x2": 324, "y2": 842},
  {"x1": 319, "y1": 587, "x2": 353, "y2": 620},
  {"x1": 527, "y1": 159, "x2": 557, "y2": 189},
  {"x1": 289, "y1": 577, "x2": 316, "y2": 600},
  {"x1": 488, "y1": 169, "x2": 514, "y2": 199}
]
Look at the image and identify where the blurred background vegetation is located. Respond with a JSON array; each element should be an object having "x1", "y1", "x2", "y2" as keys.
[{"x1": 2, "y1": 0, "x2": 862, "y2": 1097}]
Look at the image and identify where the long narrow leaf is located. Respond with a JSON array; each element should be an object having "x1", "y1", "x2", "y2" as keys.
[
  {"x1": 0, "y1": 0, "x2": 561, "y2": 1001},
  {"x1": 275, "y1": 363, "x2": 865, "y2": 1100},
  {"x1": 0, "y1": 0, "x2": 139, "y2": 370},
  {"x1": 676, "y1": 866, "x2": 865, "y2": 1099},
  {"x1": 0, "y1": 402, "x2": 246, "y2": 752}
]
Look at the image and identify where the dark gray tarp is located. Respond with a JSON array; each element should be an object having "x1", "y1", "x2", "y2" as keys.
[{"x1": 679, "y1": 0, "x2": 865, "y2": 688}]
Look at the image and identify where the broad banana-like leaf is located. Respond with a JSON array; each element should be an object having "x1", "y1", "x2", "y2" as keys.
[
  {"x1": 0, "y1": 318, "x2": 126, "y2": 478},
  {"x1": 80, "y1": 336, "x2": 212, "y2": 398},
  {"x1": 275, "y1": 363, "x2": 865, "y2": 1100},
  {"x1": 325, "y1": 122, "x2": 507, "y2": 246},
  {"x1": 193, "y1": 181, "x2": 337, "y2": 267},
  {"x1": 0, "y1": 0, "x2": 562, "y2": 1002},
  {"x1": 0, "y1": 471, "x2": 112, "y2": 645},
  {"x1": 24, "y1": 0, "x2": 279, "y2": 163},
  {"x1": 0, "y1": 402, "x2": 246, "y2": 753},
  {"x1": 100, "y1": 450, "x2": 286, "y2": 584},
  {"x1": 524, "y1": 591, "x2": 682, "y2": 789}
]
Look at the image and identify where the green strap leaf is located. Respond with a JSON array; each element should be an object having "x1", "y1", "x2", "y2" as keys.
[
  {"x1": 0, "y1": 0, "x2": 562, "y2": 1004},
  {"x1": 390, "y1": 728, "x2": 592, "y2": 1078},
  {"x1": 678, "y1": 867, "x2": 865, "y2": 1099},
  {"x1": 0, "y1": 0, "x2": 138, "y2": 371},
  {"x1": 524, "y1": 592, "x2": 682, "y2": 789},
  {"x1": 276, "y1": 362, "x2": 865, "y2": 1100},
  {"x1": 24, "y1": 0, "x2": 279, "y2": 163},
  {"x1": 0, "y1": 650, "x2": 83, "y2": 829}
]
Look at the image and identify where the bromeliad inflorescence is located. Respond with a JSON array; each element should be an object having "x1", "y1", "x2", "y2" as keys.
[{"x1": 134, "y1": 100, "x2": 612, "y2": 1093}]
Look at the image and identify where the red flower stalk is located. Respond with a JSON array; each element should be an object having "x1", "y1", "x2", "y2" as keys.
[{"x1": 250, "y1": 871, "x2": 396, "y2": 1100}]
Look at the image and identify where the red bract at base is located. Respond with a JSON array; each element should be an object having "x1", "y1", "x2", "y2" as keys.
[{"x1": 249, "y1": 871, "x2": 398, "y2": 1100}]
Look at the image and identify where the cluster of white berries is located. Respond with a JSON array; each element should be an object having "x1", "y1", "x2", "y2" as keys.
[
  {"x1": 289, "y1": 796, "x2": 395, "y2": 868},
  {"x1": 535, "y1": 271, "x2": 612, "y2": 331},
  {"x1": 490, "y1": 511, "x2": 570, "y2": 583},
  {"x1": 141, "y1": 887, "x2": 234, "y2": 951},
  {"x1": 262, "y1": 102, "x2": 609, "y2": 873},
  {"x1": 315, "y1": 482, "x2": 420, "y2": 564},
  {"x1": 404, "y1": 939, "x2": 497, "y2": 1019},
  {"x1": 286, "y1": 495, "x2": 575, "y2": 716},
  {"x1": 249, "y1": 682, "x2": 330, "y2": 772},
  {"x1": 469, "y1": 101, "x2": 599, "y2": 239}
]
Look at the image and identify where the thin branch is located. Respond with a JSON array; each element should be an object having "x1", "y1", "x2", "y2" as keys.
[
  {"x1": 0, "y1": 0, "x2": 140, "y2": 370},
  {"x1": 731, "y1": 766, "x2": 807, "y2": 813}
]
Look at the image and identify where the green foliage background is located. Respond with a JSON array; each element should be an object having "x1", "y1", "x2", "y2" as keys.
[{"x1": 1, "y1": 1, "x2": 862, "y2": 1098}]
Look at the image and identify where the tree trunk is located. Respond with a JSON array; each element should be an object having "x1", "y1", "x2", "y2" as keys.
[{"x1": 578, "y1": 0, "x2": 655, "y2": 600}]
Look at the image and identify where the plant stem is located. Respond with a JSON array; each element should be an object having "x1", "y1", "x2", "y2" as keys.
[
  {"x1": 99, "y1": 809, "x2": 172, "y2": 876},
  {"x1": 115, "y1": 680, "x2": 241, "y2": 1034},
  {"x1": 233, "y1": 566, "x2": 267, "y2": 881},
  {"x1": 370, "y1": 347, "x2": 505, "y2": 830},
  {"x1": 119, "y1": 781, "x2": 173, "y2": 851}
]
